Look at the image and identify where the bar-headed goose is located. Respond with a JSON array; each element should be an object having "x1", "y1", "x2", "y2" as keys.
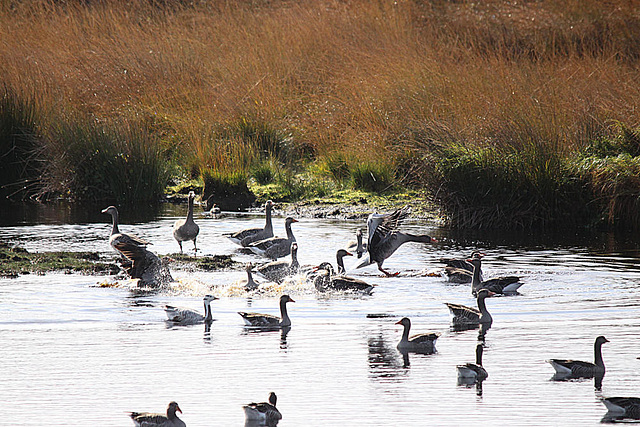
[
  {"x1": 129, "y1": 401, "x2": 185, "y2": 427},
  {"x1": 173, "y1": 191, "x2": 199, "y2": 254},
  {"x1": 238, "y1": 294, "x2": 295, "y2": 327},
  {"x1": 357, "y1": 205, "x2": 437, "y2": 276},
  {"x1": 457, "y1": 343, "x2": 488, "y2": 383},
  {"x1": 547, "y1": 336, "x2": 609, "y2": 379},
  {"x1": 395, "y1": 317, "x2": 439, "y2": 354},
  {"x1": 468, "y1": 253, "x2": 522, "y2": 296},
  {"x1": 243, "y1": 392, "x2": 282, "y2": 425},
  {"x1": 165, "y1": 294, "x2": 218, "y2": 325},
  {"x1": 248, "y1": 217, "x2": 298, "y2": 260},
  {"x1": 224, "y1": 200, "x2": 274, "y2": 247}
]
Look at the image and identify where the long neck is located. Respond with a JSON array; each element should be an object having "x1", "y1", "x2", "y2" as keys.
[
  {"x1": 187, "y1": 197, "x2": 195, "y2": 221},
  {"x1": 401, "y1": 323, "x2": 411, "y2": 343},
  {"x1": 291, "y1": 248, "x2": 299, "y2": 268},
  {"x1": 357, "y1": 233, "x2": 364, "y2": 252},
  {"x1": 204, "y1": 300, "x2": 212, "y2": 322},
  {"x1": 402, "y1": 233, "x2": 432, "y2": 243},
  {"x1": 337, "y1": 254, "x2": 346, "y2": 274},
  {"x1": 110, "y1": 211, "x2": 120, "y2": 235},
  {"x1": 247, "y1": 269, "x2": 256, "y2": 286},
  {"x1": 595, "y1": 341, "x2": 605, "y2": 368},
  {"x1": 279, "y1": 300, "x2": 290, "y2": 325},
  {"x1": 472, "y1": 262, "x2": 482, "y2": 287},
  {"x1": 264, "y1": 204, "x2": 273, "y2": 233},
  {"x1": 477, "y1": 294, "x2": 490, "y2": 316},
  {"x1": 476, "y1": 345, "x2": 483, "y2": 365},
  {"x1": 285, "y1": 222, "x2": 295, "y2": 241}
]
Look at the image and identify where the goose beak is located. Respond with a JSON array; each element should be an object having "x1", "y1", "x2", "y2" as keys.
[
  {"x1": 345, "y1": 251, "x2": 353, "y2": 256},
  {"x1": 487, "y1": 291, "x2": 496, "y2": 297},
  {"x1": 431, "y1": 237, "x2": 438, "y2": 243},
  {"x1": 395, "y1": 320, "x2": 402, "y2": 325},
  {"x1": 292, "y1": 218, "x2": 299, "y2": 223},
  {"x1": 176, "y1": 406, "x2": 182, "y2": 414},
  {"x1": 289, "y1": 297, "x2": 296, "y2": 303}
]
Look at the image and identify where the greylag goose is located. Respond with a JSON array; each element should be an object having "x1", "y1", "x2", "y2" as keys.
[
  {"x1": 441, "y1": 251, "x2": 484, "y2": 283},
  {"x1": 457, "y1": 343, "x2": 488, "y2": 382},
  {"x1": 255, "y1": 243, "x2": 300, "y2": 283},
  {"x1": 238, "y1": 294, "x2": 295, "y2": 327},
  {"x1": 445, "y1": 289, "x2": 495, "y2": 328},
  {"x1": 129, "y1": 401, "x2": 185, "y2": 427},
  {"x1": 102, "y1": 206, "x2": 173, "y2": 287},
  {"x1": 248, "y1": 217, "x2": 298, "y2": 260},
  {"x1": 203, "y1": 203, "x2": 222, "y2": 218},
  {"x1": 469, "y1": 254, "x2": 522, "y2": 296},
  {"x1": 240, "y1": 263, "x2": 261, "y2": 291},
  {"x1": 346, "y1": 229, "x2": 367, "y2": 259},
  {"x1": 224, "y1": 200, "x2": 274, "y2": 247},
  {"x1": 357, "y1": 205, "x2": 437, "y2": 276},
  {"x1": 395, "y1": 317, "x2": 439, "y2": 354},
  {"x1": 547, "y1": 335, "x2": 609, "y2": 379},
  {"x1": 602, "y1": 397, "x2": 640, "y2": 420},
  {"x1": 312, "y1": 260, "x2": 375, "y2": 294},
  {"x1": 243, "y1": 392, "x2": 282, "y2": 425},
  {"x1": 164, "y1": 294, "x2": 218, "y2": 325},
  {"x1": 172, "y1": 191, "x2": 200, "y2": 254}
]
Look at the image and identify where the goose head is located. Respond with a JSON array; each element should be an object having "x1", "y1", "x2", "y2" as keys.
[
  {"x1": 167, "y1": 401, "x2": 182, "y2": 418},
  {"x1": 476, "y1": 289, "x2": 495, "y2": 299},
  {"x1": 395, "y1": 317, "x2": 411, "y2": 328},
  {"x1": 101, "y1": 206, "x2": 118, "y2": 216},
  {"x1": 280, "y1": 294, "x2": 295, "y2": 304},
  {"x1": 596, "y1": 336, "x2": 610, "y2": 346},
  {"x1": 268, "y1": 392, "x2": 277, "y2": 406},
  {"x1": 203, "y1": 294, "x2": 219, "y2": 304},
  {"x1": 284, "y1": 217, "x2": 298, "y2": 226}
]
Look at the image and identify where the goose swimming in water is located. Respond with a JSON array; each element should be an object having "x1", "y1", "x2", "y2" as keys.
[
  {"x1": 445, "y1": 289, "x2": 495, "y2": 328},
  {"x1": 547, "y1": 335, "x2": 609, "y2": 379},
  {"x1": 468, "y1": 253, "x2": 522, "y2": 296},
  {"x1": 243, "y1": 392, "x2": 282, "y2": 425},
  {"x1": 313, "y1": 261, "x2": 375, "y2": 294},
  {"x1": 248, "y1": 217, "x2": 298, "y2": 260},
  {"x1": 457, "y1": 343, "x2": 488, "y2": 383},
  {"x1": 129, "y1": 401, "x2": 185, "y2": 427},
  {"x1": 172, "y1": 191, "x2": 200, "y2": 254},
  {"x1": 238, "y1": 294, "x2": 295, "y2": 327},
  {"x1": 255, "y1": 243, "x2": 300, "y2": 283},
  {"x1": 357, "y1": 205, "x2": 437, "y2": 276},
  {"x1": 164, "y1": 294, "x2": 218, "y2": 325},
  {"x1": 601, "y1": 397, "x2": 640, "y2": 420},
  {"x1": 395, "y1": 317, "x2": 439, "y2": 354},
  {"x1": 224, "y1": 200, "x2": 274, "y2": 247},
  {"x1": 441, "y1": 251, "x2": 484, "y2": 283}
]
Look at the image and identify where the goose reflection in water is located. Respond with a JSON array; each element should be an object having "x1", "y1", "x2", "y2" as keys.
[{"x1": 367, "y1": 333, "x2": 408, "y2": 380}]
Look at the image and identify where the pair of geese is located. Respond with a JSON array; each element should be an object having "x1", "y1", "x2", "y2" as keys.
[{"x1": 130, "y1": 393, "x2": 282, "y2": 426}]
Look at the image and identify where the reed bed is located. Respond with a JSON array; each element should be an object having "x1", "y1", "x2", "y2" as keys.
[{"x1": 0, "y1": 0, "x2": 639, "y2": 227}]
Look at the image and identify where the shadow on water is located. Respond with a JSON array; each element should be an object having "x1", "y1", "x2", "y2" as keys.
[
  {"x1": 367, "y1": 332, "x2": 408, "y2": 380},
  {"x1": 550, "y1": 371, "x2": 605, "y2": 391}
]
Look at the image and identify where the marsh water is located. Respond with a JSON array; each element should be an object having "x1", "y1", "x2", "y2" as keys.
[{"x1": 1, "y1": 202, "x2": 640, "y2": 426}]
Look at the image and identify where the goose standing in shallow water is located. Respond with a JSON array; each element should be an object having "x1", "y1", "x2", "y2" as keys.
[
  {"x1": 547, "y1": 335, "x2": 609, "y2": 379},
  {"x1": 256, "y1": 243, "x2": 300, "y2": 283},
  {"x1": 164, "y1": 294, "x2": 218, "y2": 325},
  {"x1": 395, "y1": 317, "x2": 439, "y2": 354},
  {"x1": 224, "y1": 200, "x2": 274, "y2": 247},
  {"x1": 172, "y1": 191, "x2": 200, "y2": 254},
  {"x1": 238, "y1": 294, "x2": 295, "y2": 327},
  {"x1": 469, "y1": 254, "x2": 522, "y2": 296},
  {"x1": 243, "y1": 392, "x2": 282, "y2": 425},
  {"x1": 457, "y1": 343, "x2": 488, "y2": 383},
  {"x1": 248, "y1": 217, "x2": 298, "y2": 260},
  {"x1": 358, "y1": 205, "x2": 437, "y2": 276},
  {"x1": 445, "y1": 289, "x2": 495, "y2": 328},
  {"x1": 102, "y1": 206, "x2": 150, "y2": 258},
  {"x1": 129, "y1": 401, "x2": 185, "y2": 427}
]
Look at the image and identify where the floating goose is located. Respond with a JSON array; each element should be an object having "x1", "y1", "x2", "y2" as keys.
[
  {"x1": 357, "y1": 205, "x2": 437, "y2": 276},
  {"x1": 602, "y1": 397, "x2": 640, "y2": 420},
  {"x1": 441, "y1": 251, "x2": 484, "y2": 283},
  {"x1": 256, "y1": 243, "x2": 300, "y2": 283},
  {"x1": 102, "y1": 206, "x2": 173, "y2": 287},
  {"x1": 547, "y1": 335, "x2": 609, "y2": 379},
  {"x1": 445, "y1": 289, "x2": 495, "y2": 328},
  {"x1": 457, "y1": 343, "x2": 488, "y2": 383},
  {"x1": 224, "y1": 200, "x2": 274, "y2": 247},
  {"x1": 238, "y1": 294, "x2": 295, "y2": 327},
  {"x1": 395, "y1": 317, "x2": 439, "y2": 354},
  {"x1": 129, "y1": 401, "x2": 185, "y2": 427},
  {"x1": 203, "y1": 203, "x2": 222, "y2": 218},
  {"x1": 243, "y1": 392, "x2": 282, "y2": 425},
  {"x1": 248, "y1": 217, "x2": 298, "y2": 260},
  {"x1": 172, "y1": 191, "x2": 200, "y2": 254},
  {"x1": 346, "y1": 228, "x2": 367, "y2": 259},
  {"x1": 468, "y1": 254, "x2": 522, "y2": 296},
  {"x1": 164, "y1": 294, "x2": 218, "y2": 325},
  {"x1": 312, "y1": 259, "x2": 374, "y2": 294}
]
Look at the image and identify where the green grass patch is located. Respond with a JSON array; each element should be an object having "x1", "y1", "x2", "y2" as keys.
[{"x1": 350, "y1": 162, "x2": 396, "y2": 193}]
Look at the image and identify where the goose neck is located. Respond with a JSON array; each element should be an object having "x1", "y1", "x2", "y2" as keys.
[
  {"x1": 264, "y1": 204, "x2": 273, "y2": 233},
  {"x1": 186, "y1": 196, "x2": 195, "y2": 221},
  {"x1": 110, "y1": 211, "x2": 120, "y2": 235},
  {"x1": 595, "y1": 341, "x2": 605, "y2": 368},
  {"x1": 204, "y1": 300, "x2": 212, "y2": 322},
  {"x1": 279, "y1": 299, "x2": 290, "y2": 326}
]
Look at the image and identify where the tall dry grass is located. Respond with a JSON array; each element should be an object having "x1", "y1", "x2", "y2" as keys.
[{"x1": 0, "y1": 0, "x2": 639, "y2": 216}]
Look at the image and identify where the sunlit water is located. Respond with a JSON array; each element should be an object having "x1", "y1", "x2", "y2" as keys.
[{"x1": 1, "y1": 203, "x2": 640, "y2": 426}]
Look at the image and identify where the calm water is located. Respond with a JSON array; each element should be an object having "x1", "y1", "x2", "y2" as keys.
[{"x1": 1, "y1": 203, "x2": 640, "y2": 426}]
